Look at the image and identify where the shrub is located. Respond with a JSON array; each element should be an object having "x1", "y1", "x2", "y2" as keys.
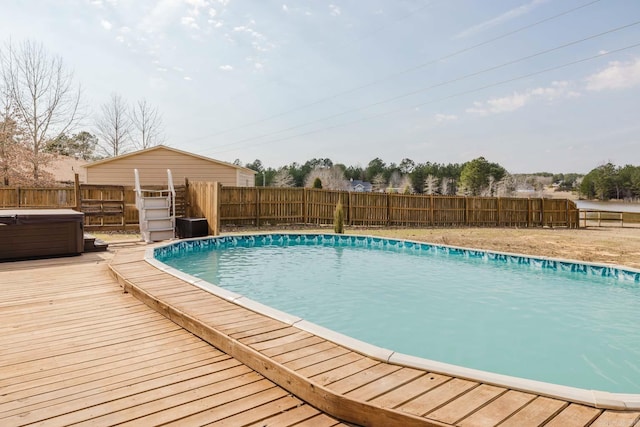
[
  {"x1": 312, "y1": 177, "x2": 322, "y2": 189},
  {"x1": 334, "y1": 200, "x2": 344, "y2": 234}
]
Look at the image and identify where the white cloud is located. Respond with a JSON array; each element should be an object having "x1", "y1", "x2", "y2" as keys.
[
  {"x1": 100, "y1": 19, "x2": 112, "y2": 30},
  {"x1": 435, "y1": 114, "x2": 458, "y2": 123},
  {"x1": 585, "y1": 58, "x2": 640, "y2": 91},
  {"x1": 218, "y1": 0, "x2": 229, "y2": 6},
  {"x1": 233, "y1": 23, "x2": 273, "y2": 52},
  {"x1": 329, "y1": 4, "x2": 341, "y2": 16},
  {"x1": 186, "y1": 0, "x2": 208, "y2": 7},
  {"x1": 467, "y1": 81, "x2": 579, "y2": 115},
  {"x1": 254, "y1": 62, "x2": 264, "y2": 70},
  {"x1": 208, "y1": 8, "x2": 217, "y2": 17},
  {"x1": 157, "y1": 67, "x2": 168, "y2": 72},
  {"x1": 140, "y1": 0, "x2": 184, "y2": 34},
  {"x1": 219, "y1": 64, "x2": 233, "y2": 71},
  {"x1": 184, "y1": 76, "x2": 192, "y2": 81},
  {"x1": 185, "y1": 0, "x2": 209, "y2": 19},
  {"x1": 181, "y1": 16, "x2": 200, "y2": 29},
  {"x1": 456, "y1": 0, "x2": 549, "y2": 39},
  {"x1": 282, "y1": 4, "x2": 289, "y2": 13}
]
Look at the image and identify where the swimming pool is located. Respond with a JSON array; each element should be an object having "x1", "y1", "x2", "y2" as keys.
[{"x1": 152, "y1": 233, "x2": 640, "y2": 400}]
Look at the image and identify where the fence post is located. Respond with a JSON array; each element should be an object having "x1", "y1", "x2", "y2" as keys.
[
  {"x1": 497, "y1": 197, "x2": 501, "y2": 226},
  {"x1": 430, "y1": 194, "x2": 434, "y2": 226},
  {"x1": 74, "y1": 173, "x2": 81, "y2": 212},
  {"x1": 16, "y1": 187, "x2": 21, "y2": 207},
  {"x1": 541, "y1": 198, "x2": 546, "y2": 227},
  {"x1": 348, "y1": 192, "x2": 353, "y2": 226},
  {"x1": 303, "y1": 188, "x2": 307, "y2": 224},
  {"x1": 465, "y1": 197, "x2": 469, "y2": 226},
  {"x1": 255, "y1": 187, "x2": 260, "y2": 227},
  {"x1": 386, "y1": 193, "x2": 391, "y2": 226},
  {"x1": 185, "y1": 178, "x2": 190, "y2": 216}
]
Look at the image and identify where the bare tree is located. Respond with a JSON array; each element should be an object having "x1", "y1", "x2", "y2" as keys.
[
  {"x1": 496, "y1": 174, "x2": 516, "y2": 197},
  {"x1": 0, "y1": 105, "x2": 27, "y2": 186},
  {"x1": 131, "y1": 98, "x2": 164, "y2": 149},
  {"x1": 399, "y1": 175, "x2": 414, "y2": 194},
  {"x1": 372, "y1": 173, "x2": 386, "y2": 192},
  {"x1": 272, "y1": 168, "x2": 294, "y2": 187},
  {"x1": 440, "y1": 177, "x2": 453, "y2": 195},
  {"x1": 424, "y1": 174, "x2": 439, "y2": 195},
  {"x1": 95, "y1": 93, "x2": 132, "y2": 157},
  {"x1": 388, "y1": 171, "x2": 403, "y2": 190},
  {"x1": 304, "y1": 166, "x2": 348, "y2": 190},
  {"x1": 0, "y1": 39, "x2": 82, "y2": 182}
]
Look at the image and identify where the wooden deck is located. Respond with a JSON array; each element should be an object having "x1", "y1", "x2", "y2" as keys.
[
  {"x1": 0, "y1": 251, "x2": 347, "y2": 426},
  {"x1": 108, "y1": 245, "x2": 640, "y2": 427}
]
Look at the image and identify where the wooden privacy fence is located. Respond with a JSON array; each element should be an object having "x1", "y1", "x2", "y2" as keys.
[
  {"x1": 0, "y1": 187, "x2": 76, "y2": 208},
  {"x1": 0, "y1": 184, "x2": 186, "y2": 231},
  {"x1": 219, "y1": 187, "x2": 580, "y2": 228},
  {"x1": 186, "y1": 180, "x2": 221, "y2": 235},
  {"x1": 1, "y1": 183, "x2": 580, "y2": 231}
]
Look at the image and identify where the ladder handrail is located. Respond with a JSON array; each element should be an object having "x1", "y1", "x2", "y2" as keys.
[
  {"x1": 134, "y1": 168, "x2": 142, "y2": 209},
  {"x1": 167, "y1": 169, "x2": 176, "y2": 222}
]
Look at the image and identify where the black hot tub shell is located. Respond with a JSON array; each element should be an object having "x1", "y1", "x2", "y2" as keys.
[{"x1": 0, "y1": 209, "x2": 84, "y2": 261}]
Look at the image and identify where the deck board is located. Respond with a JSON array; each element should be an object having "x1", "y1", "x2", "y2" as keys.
[
  {"x1": 345, "y1": 367, "x2": 425, "y2": 401},
  {"x1": 369, "y1": 372, "x2": 451, "y2": 409},
  {"x1": 281, "y1": 344, "x2": 350, "y2": 369},
  {"x1": 457, "y1": 390, "x2": 536, "y2": 426},
  {"x1": 0, "y1": 249, "x2": 345, "y2": 427},
  {"x1": 426, "y1": 384, "x2": 506, "y2": 424},
  {"x1": 543, "y1": 403, "x2": 602, "y2": 426},
  {"x1": 497, "y1": 396, "x2": 568, "y2": 427}
]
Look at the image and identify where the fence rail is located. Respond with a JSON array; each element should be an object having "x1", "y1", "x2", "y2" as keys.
[
  {"x1": 219, "y1": 187, "x2": 580, "y2": 228},
  {"x1": 579, "y1": 210, "x2": 640, "y2": 228}
]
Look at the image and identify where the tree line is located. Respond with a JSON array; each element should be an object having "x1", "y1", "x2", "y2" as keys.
[
  {"x1": 579, "y1": 163, "x2": 640, "y2": 201},
  {"x1": 0, "y1": 39, "x2": 164, "y2": 186},
  {"x1": 244, "y1": 156, "x2": 517, "y2": 196}
]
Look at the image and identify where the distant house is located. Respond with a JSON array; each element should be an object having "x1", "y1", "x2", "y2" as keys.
[
  {"x1": 45, "y1": 155, "x2": 88, "y2": 184},
  {"x1": 349, "y1": 179, "x2": 373, "y2": 192},
  {"x1": 83, "y1": 145, "x2": 256, "y2": 187}
]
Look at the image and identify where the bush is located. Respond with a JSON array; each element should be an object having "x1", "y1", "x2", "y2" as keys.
[
  {"x1": 334, "y1": 200, "x2": 344, "y2": 234},
  {"x1": 313, "y1": 177, "x2": 322, "y2": 189}
]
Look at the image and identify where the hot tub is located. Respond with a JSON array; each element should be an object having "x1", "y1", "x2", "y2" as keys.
[{"x1": 0, "y1": 209, "x2": 84, "y2": 260}]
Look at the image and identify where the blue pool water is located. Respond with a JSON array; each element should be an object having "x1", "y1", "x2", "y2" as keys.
[{"x1": 155, "y1": 234, "x2": 640, "y2": 393}]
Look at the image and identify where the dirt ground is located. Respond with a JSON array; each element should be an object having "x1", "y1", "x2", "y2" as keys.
[
  {"x1": 95, "y1": 226, "x2": 640, "y2": 270},
  {"x1": 348, "y1": 227, "x2": 640, "y2": 270}
]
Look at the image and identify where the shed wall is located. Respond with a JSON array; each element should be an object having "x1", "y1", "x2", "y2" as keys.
[
  {"x1": 237, "y1": 171, "x2": 256, "y2": 187},
  {"x1": 86, "y1": 149, "x2": 253, "y2": 186}
]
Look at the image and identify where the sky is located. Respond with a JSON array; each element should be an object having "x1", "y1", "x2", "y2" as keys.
[{"x1": 1, "y1": 0, "x2": 639, "y2": 173}]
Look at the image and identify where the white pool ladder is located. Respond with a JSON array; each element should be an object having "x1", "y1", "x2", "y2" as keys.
[{"x1": 134, "y1": 169, "x2": 176, "y2": 243}]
